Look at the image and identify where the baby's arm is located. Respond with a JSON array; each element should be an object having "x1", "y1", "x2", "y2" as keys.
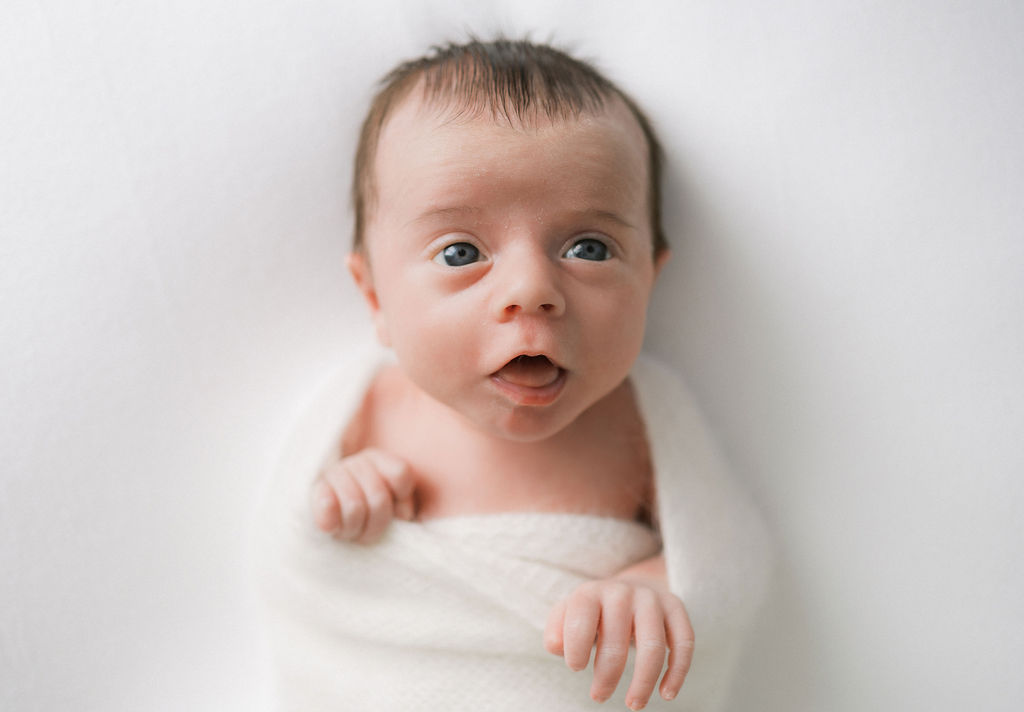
[
  {"x1": 311, "y1": 448, "x2": 416, "y2": 544},
  {"x1": 544, "y1": 553, "x2": 694, "y2": 709}
]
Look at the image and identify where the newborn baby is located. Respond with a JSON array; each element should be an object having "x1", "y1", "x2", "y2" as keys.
[{"x1": 257, "y1": 38, "x2": 769, "y2": 712}]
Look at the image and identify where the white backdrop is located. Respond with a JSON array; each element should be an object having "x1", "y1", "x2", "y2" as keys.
[{"x1": 2, "y1": 1, "x2": 1021, "y2": 710}]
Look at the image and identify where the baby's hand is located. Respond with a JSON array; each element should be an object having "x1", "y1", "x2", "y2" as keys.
[
  {"x1": 311, "y1": 448, "x2": 416, "y2": 544},
  {"x1": 544, "y1": 578, "x2": 694, "y2": 710}
]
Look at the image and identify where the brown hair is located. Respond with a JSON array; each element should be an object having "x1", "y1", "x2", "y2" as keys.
[{"x1": 351, "y1": 38, "x2": 667, "y2": 257}]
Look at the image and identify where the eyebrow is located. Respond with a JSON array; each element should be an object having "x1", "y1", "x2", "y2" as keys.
[
  {"x1": 407, "y1": 206, "x2": 636, "y2": 230},
  {"x1": 406, "y1": 205, "x2": 482, "y2": 228},
  {"x1": 576, "y1": 209, "x2": 636, "y2": 231}
]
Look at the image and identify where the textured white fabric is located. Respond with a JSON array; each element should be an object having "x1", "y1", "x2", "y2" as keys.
[{"x1": 254, "y1": 347, "x2": 771, "y2": 710}]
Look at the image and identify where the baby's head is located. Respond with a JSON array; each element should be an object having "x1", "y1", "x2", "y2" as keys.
[
  {"x1": 351, "y1": 39, "x2": 667, "y2": 259},
  {"x1": 347, "y1": 39, "x2": 670, "y2": 441}
]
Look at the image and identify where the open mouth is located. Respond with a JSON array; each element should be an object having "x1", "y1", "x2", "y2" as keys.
[{"x1": 490, "y1": 355, "x2": 567, "y2": 405}]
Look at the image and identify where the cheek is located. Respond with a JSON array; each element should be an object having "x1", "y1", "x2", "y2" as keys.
[
  {"x1": 383, "y1": 293, "x2": 479, "y2": 382},
  {"x1": 577, "y1": 286, "x2": 652, "y2": 374},
  {"x1": 586, "y1": 281, "x2": 651, "y2": 337}
]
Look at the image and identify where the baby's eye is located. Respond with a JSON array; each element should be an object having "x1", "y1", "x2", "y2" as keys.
[
  {"x1": 433, "y1": 242, "x2": 481, "y2": 267},
  {"x1": 563, "y1": 237, "x2": 611, "y2": 261}
]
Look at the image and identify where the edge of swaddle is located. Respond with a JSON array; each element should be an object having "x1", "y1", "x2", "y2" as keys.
[{"x1": 628, "y1": 353, "x2": 775, "y2": 634}]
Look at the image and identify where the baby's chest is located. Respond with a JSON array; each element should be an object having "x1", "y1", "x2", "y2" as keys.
[
  {"x1": 382, "y1": 419, "x2": 652, "y2": 522},
  {"x1": 470, "y1": 451, "x2": 646, "y2": 516}
]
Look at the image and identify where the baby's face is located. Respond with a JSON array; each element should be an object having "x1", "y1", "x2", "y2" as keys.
[{"x1": 350, "y1": 91, "x2": 666, "y2": 442}]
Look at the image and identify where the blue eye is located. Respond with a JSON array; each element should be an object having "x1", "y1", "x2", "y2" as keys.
[
  {"x1": 434, "y1": 242, "x2": 481, "y2": 267},
  {"x1": 564, "y1": 238, "x2": 610, "y2": 261}
]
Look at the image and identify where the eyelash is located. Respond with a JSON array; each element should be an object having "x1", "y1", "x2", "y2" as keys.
[
  {"x1": 562, "y1": 236, "x2": 612, "y2": 261},
  {"x1": 429, "y1": 234, "x2": 616, "y2": 267},
  {"x1": 432, "y1": 241, "x2": 482, "y2": 267}
]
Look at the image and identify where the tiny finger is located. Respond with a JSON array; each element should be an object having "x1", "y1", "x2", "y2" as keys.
[
  {"x1": 325, "y1": 466, "x2": 367, "y2": 540},
  {"x1": 625, "y1": 592, "x2": 667, "y2": 710},
  {"x1": 659, "y1": 597, "x2": 695, "y2": 701},
  {"x1": 351, "y1": 467, "x2": 394, "y2": 544},
  {"x1": 562, "y1": 589, "x2": 601, "y2": 672},
  {"x1": 544, "y1": 598, "x2": 567, "y2": 656},
  {"x1": 365, "y1": 449, "x2": 416, "y2": 521},
  {"x1": 311, "y1": 478, "x2": 341, "y2": 532},
  {"x1": 590, "y1": 587, "x2": 632, "y2": 702}
]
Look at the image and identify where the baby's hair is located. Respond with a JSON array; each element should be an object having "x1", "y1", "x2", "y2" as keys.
[{"x1": 351, "y1": 37, "x2": 667, "y2": 258}]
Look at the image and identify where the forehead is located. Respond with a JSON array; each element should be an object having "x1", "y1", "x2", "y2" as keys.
[{"x1": 368, "y1": 88, "x2": 650, "y2": 233}]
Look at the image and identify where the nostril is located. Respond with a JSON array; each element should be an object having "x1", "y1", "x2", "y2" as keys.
[{"x1": 498, "y1": 292, "x2": 564, "y2": 318}]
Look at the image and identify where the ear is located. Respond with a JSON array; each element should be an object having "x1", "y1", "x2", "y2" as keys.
[
  {"x1": 653, "y1": 248, "x2": 671, "y2": 281},
  {"x1": 346, "y1": 252, "x2": 391, "y2": 347}
]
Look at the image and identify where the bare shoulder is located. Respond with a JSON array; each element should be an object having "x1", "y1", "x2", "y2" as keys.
[{"x1": 339, "y1": 364, "x2": 406, "y2": 457}]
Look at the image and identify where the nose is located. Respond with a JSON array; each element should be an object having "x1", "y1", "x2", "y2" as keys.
[{"x1": 492, "y1": 246, "x2": 566, "y2": 321}]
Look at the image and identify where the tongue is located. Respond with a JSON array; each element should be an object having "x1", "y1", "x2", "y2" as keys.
[{"x1": 496, "y1": 356, "x2": 561, "y2": 388}]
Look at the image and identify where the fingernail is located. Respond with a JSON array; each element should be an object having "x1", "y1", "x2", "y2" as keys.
[
  {"x1": 662, "y1": 689, "x2": 676, "y2": 701},
  {"x1": 628, "y1": 699, "x2": 645, "y2": 710}
]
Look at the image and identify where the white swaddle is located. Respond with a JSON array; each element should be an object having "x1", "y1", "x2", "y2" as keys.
[{"x1": 254, "y1": 348, "x2": 771, "y2": 711}]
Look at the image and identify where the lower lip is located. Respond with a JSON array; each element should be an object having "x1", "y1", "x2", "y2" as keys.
[{"x1": 489, "y1": 369, "x2": 568, "y2": 406}]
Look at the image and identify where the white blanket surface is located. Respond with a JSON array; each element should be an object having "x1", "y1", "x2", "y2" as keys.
[{"x1": 254, "y1": 348, "x2": 771, "y2": 710}]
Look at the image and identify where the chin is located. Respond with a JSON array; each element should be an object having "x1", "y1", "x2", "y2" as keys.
[{"x1": 483, "y1": 406, "x2": 579, "y2": 443}]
